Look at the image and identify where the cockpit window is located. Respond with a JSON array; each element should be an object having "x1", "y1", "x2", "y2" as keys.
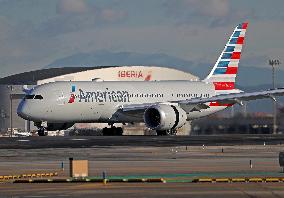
[
  {"x1": 24, "y1": 95, "x2": 43, "y2": 100},
  {"x1": 34, "y1": 95, "x2": 43, "y2": 100}
]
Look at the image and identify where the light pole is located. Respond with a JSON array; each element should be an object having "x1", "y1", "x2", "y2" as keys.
[
  {"x1": 7, "y1": 85, "x2": 14, "y2": 137},
  {"x1": 269, "y1": 59, "x2": 281, "y2": 134}
]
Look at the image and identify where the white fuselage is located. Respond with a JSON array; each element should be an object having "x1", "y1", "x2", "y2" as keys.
[{"x1": 18, "y1": 81, "x2": 228, "y2": 123}]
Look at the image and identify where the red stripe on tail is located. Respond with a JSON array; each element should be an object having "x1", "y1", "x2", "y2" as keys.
[
  {"x1": 231, "y1": 52, "x2": 241, "y2": 59},
  {"x1": 242, "y1": 23, "x2": 248, "y2": 29},
  {"x1": 237, "y1": 37, "x2": 244, "y2": 44},
  {"x1": 225, "y1": 67, "x2": 238, "y2": 74},
  {"x1": 213, "y1": 82, "x2": 235, "y2": 90}
]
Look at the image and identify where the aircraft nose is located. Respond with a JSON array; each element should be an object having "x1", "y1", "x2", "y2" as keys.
[{"x1": 17, "y1": 100, "x2": 30, "y2": 120}]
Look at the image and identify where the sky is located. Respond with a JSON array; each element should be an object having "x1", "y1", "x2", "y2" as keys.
[{"x1": 0, "y1": 0, "x2": 284, "y2": 78}]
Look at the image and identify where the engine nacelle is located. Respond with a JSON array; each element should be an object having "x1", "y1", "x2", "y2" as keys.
[
  {"x1": 46, "y1": 123, "x2": 74, "y2": 131},
  {"x1": 144, "y1": 104, "x2": 187, "y2": 131}
]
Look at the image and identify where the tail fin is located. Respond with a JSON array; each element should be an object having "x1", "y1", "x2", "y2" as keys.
[{"x1": 204, "y1": 22, "x2": 248, "y2": 93}]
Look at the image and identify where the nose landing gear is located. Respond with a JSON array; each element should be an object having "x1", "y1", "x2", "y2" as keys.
[
  {"x1": 35, "y1": 122, "x2": 47, "y2": 136},
  {"x1": 38, "y1": 126, "x2": 46, "y2": 136}
]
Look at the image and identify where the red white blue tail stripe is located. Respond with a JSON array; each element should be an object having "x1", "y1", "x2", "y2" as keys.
[{"x1": 204, "y1": 22, "x2": 248, "y2": 94}]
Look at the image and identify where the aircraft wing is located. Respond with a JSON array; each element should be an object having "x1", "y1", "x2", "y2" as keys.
[
  {"x1": 113, "y1": 103, "x2": 157, "y2": 122},
  {"x1": 120, "y1": 102, "x2": 162, "y2": 112},
  {"x1": 120, "y1": 88, "x2": 284, "y2": 113},
  {"x1": 178, "y1": 88, "x2": 284, "y2": 106}
]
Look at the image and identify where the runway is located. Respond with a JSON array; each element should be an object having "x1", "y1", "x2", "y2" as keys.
[
  {"x1": 0, "y1": 134, "x2": 284, "y2": 149},
  {"x1": 1, "y1": 134, "x2": 284, "y2": 197},
  {"x1": 0, "y1": 145, "x2": 284, "y2": 197},
  {"x1": 2, "y1": 183, "x2": 284, "y2": 198}
]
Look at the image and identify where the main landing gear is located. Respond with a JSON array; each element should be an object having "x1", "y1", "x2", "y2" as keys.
[
  {"x1": 156, "y1": 129, "x2": 177, "y2": 136},
  {"x1": 102, "y1": 126, "x2": 123, "y2": 136}
]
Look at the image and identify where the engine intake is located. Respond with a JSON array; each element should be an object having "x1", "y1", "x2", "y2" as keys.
[{"x1": 144, "y1": 104, "x2": 187, "y2": 130}]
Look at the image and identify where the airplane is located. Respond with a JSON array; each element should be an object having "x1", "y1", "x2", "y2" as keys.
[{"x1": 17, "y1": 22, "x2": 284, "y2": 136}]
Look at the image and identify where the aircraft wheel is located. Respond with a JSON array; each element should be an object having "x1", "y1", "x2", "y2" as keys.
[
  {"x1": 38, "y1": 127, "x2": 46, "y2": 136},
  {"x1": 156, "y1": 130, "x2": 167, "y2": 136},
  {"x1": 102, "y1": 127, "x2": 116, "y2": 136},
  {"x1": 116, "y1": 127, "x2": 123, "y2": 136},
  {"x1": 102, "y1": 127, "x2": 123, "y2": 136},
  {"x1": 102, "y1": 127, "x2": 109, "y2": 136},
  {"x1": 168, "y1": 129, "x2": 177, "y2": 136}
]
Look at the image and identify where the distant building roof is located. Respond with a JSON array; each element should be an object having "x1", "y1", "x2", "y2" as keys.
[{"x1": 0, "y1": 66, "x2": 117, "y2": 85}]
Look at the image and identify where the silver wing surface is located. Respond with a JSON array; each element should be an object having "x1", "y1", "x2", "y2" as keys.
[
  {"x1": 178, "y1": 88, "x2": 284, "y2": 106},
  {"x1": 118, "y1": 88, "x2": 284, "y2": 114}
]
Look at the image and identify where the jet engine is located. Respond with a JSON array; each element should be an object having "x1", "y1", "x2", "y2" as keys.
[
  {"x1": 46, "y1": 123, "x2": 74, "y2": 131},
  {"x1": 144, "y1": 104, "x2": 187, "y2": 130}
]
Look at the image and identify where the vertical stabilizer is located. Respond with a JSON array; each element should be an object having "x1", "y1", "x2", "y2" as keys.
[{"x1": 204, "y1": 22, "x2": 248, "y2": 94}]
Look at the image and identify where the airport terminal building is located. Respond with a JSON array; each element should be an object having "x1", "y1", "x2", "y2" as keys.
[{"x1": 0, "y1": 66, "x2": 198, "y2": 135}]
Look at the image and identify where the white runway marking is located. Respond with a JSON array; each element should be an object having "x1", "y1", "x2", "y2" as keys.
[
  {"x1": 70, "y1": 138, "x2": 87, "y2": 141},
  {"x1": 17, "y1": 139, "x2": 30, "y2": 142}
]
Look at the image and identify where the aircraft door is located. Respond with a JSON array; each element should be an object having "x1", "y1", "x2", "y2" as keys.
[{"x1": 53, "y1": 90, "x2": 67, "y2": 105}]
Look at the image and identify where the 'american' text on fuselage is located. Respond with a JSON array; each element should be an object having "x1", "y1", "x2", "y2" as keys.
[{"x1": 78, "y1": 88, "x2": 130, "y2": 103}]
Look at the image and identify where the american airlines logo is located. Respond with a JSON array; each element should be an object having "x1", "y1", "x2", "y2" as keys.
[
  {"x1": 78, "y1": 88, "x2": 130, "y2": 103},
  {"x1": 68, "y1": 85, "x2": 76, "y2": 103},
  {"x1": 68, "y1": 85, "x2": 130, "y2": 104},
  {"x1": 118, "y1": 70, "x2": 152, "y2": 81}
]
